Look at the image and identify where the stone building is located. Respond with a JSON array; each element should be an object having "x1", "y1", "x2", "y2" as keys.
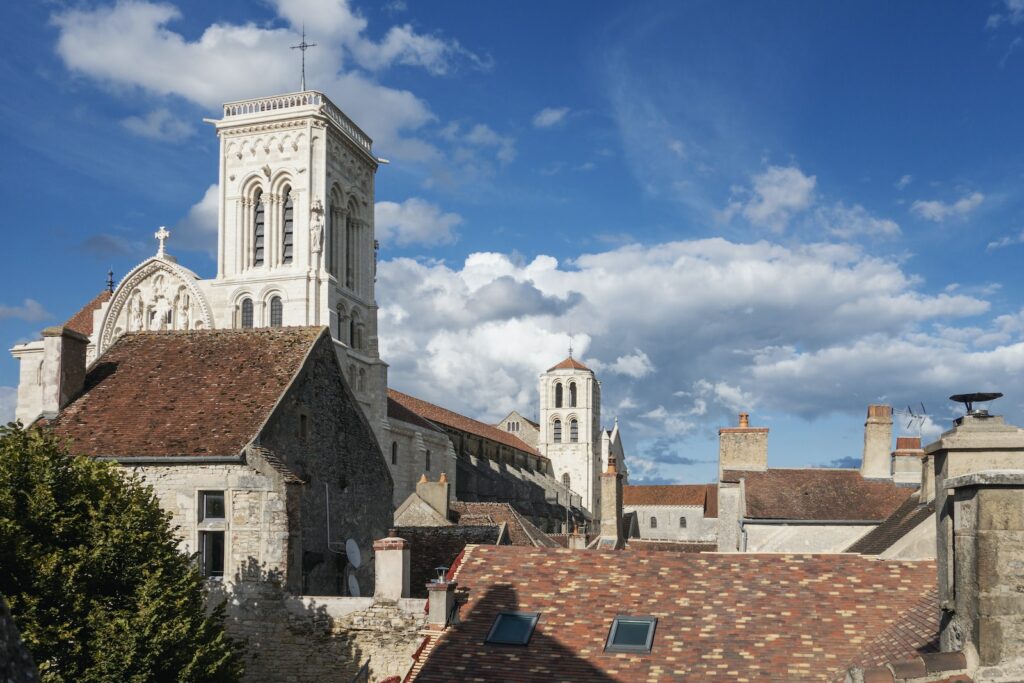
[
  {"x1": 495, "y1": 410, "x2": 539, "y2": 449},
  {"x1": 622, "y1": 484, "x2": 717, "y2": 542},
  {"x1": 45, "y1": 325, "x2": 392, "y2": 597}
]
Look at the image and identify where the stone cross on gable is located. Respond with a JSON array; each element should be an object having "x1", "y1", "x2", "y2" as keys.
[{"x1": 155, "y1": 226, "x2": 170, "y2": 257}]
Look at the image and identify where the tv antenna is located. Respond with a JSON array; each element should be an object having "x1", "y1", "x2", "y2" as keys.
[{"x1": 893, "y1": 402, "x2": 930, "y2": 436}]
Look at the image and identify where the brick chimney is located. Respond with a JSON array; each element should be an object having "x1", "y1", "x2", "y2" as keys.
[
  {"x1": 372, "y1": 529, "x2": 410, "y2": 600},
  {"x1": 416, "y1": 473, "x2": 450, "y2": 520},
  {"x1": 926, "y1": 406, "x2": 1024, "y2": 678},
  {"x1": 596, "y1": 455, "x2": 624, "y2": 549},
  {"x1": 39, "y1": 326, "x2": 89, "y2": 419},
  {"x1": 860, "y1": 404, "x2": 893, "y2": 479},
  {"x1": 892, "y1": 436, "x2": 924, "y2": 486},
  {"x1": 718, "y1": 412, "x2": 768, "y2": 478}
]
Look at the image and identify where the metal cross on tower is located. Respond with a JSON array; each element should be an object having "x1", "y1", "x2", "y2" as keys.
[{"x1": 291, "y1": 25, "x2": 317, "y2": 92}]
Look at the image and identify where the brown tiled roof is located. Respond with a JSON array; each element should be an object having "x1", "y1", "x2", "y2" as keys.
[
  {"x1": 623, "y1": 484, "x2": 707, "y2": 507},
  {"x1": 846, "y1": 493, "x2": 935, "y2": 555},
  {"x1": 395, "y1": 525, "x2": 501, "y2": 599},
  {"x1": 724, "y1": 468, "x2": 914, "y2": 521},
  {"x1": 450, "y1": 501, "x2": 559, "y2": 548},
  {"x1": 837, "y1": 588, "x2": 940, "y2": 677},
  {"x1": 387, "y1": 396, "x2": 444, "y2": 433},
  {"x1": 387, "y1": 389, "x2": 542, "y2": 457},
  {"x1": 546, "y1": 356, "x2": 591, "y2": 372},
  {"x1": 413, "y1": 547, "x2": 937, "y2": 682},
  {"x1": 624, "y1": 540, "x2": 717, "y2": 552},
  {"x1": 50, "y1": 327, "x2": 325, "y2": 457},
  {"x1": 63, "y1": 290, "x2": 111, "y2": 337},
  {"x1": 704, "y1": 482, "x2": 719, "y2": 518}
]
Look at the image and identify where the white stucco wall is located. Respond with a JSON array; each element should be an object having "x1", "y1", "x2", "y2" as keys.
[
  {"x1": 744, "y1": 523, "x2": 875, "y2": 553},
  {"x1": 625, "y1": 504, "x2": 716, "y2": 542}
]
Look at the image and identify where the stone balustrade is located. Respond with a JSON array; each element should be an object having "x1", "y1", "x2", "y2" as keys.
[{"x1": 222, "y1": 91, "x2": 373, "y2": 152}]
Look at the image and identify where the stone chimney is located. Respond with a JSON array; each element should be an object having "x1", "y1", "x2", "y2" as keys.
[
  {"x1": 426, "y1": 576, "x2": 458, "y2": 630},
  {"x1": 926, "y1": 406, "x2": 1024, "y2": 678},
  {"x1": 860, "y1": 404, "x2": 893, "y2": 479},
  {"x1": 920, "y1": 452, "x2": 936, "y2": 504},
  {"x1": 416, "y1": 473, "x2": 450, "y2": 520},
  {"x1": 567, "y1": 525, "x2": 588, "y2": 550},
  {"x1": 596, "y1": 455, "x2": 624, "y2": 549},
  {"x1": 40, "y1": 326, "x2": 89, "y2": 419},
  {"x1": 892, "y1": 436, "x2": 924, "y2": 486},
  {"x1": 718, "y1": 412, "x2": 768, "y2": 478},
  {"x1": 372, "y1": 530, "x2": 410, "y2": 600}
]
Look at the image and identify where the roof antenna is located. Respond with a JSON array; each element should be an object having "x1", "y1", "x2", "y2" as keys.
[
  {"x1": 290, "y1": 24, "x2": 317, "y2": 92},
  {"x1": 106, "y1": 268, "x2": 114, "y2": 293}
]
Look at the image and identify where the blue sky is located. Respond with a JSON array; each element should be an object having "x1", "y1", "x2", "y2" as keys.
[{"x1": 3, "y1": 0, "x2": 1024, "y2": 484}]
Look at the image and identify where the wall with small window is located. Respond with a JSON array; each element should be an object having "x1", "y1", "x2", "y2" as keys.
[{"x1": 623, "y1": 504, "x2": 717, "y2": 542}]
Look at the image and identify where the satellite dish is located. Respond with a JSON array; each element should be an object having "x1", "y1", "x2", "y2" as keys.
[
  {"x1": 950, "y1": 392, "x2": 1003, "y2": 415},
  {"x1": 347, "y1": 574, "x2": 361, "y2": 598},
  {"x1": 345, "y1": 539, "x2": 362, "y2": 568}
]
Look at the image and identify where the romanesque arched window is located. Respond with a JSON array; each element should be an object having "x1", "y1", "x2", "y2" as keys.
[
  {"x1": 269, "y1": 296, "x2": 282, "y2": 327},
  {"x1": 425, "y1": 450, "x2": 431, "y2": 471},
  {"x1": 240, "y1": 298, "x2": 253, "y2": 328},
  {"x1": 281, "y1": 188, "x2": 294, "y2": 264},
  {"x1": 569, "y1": 382, "x2": 577, "y2": 407},
  {"x1": 555, "y1": 383, "x2": 563, "y2": 408},
  {"x1": 650, "y1": 517, "x2": 658, "y2": 529},
  {"x1": 253, "y1": 189, "x2": 265, "y2": 267},
  {"x1": 679, "y1": 516, "x2": 687, "y2": 529},
  {"x1": 335, "y1": 303, "x2": 345, "y2": 339},
  {"x1": 391, "y1": 442, "x2": 398, "y2": 465},
  {"x1": 570, "y1": 419, "x2": 579, "y2": 443},
  {"x1": 562, "y1": 472, "x2": 570, "y2": 489},
  {"x1": 553, "y1": 419, "x2": 562, "y2": 443},
  {"x1": 345, "y1": 202, "x2": 357, "y2": 289}
]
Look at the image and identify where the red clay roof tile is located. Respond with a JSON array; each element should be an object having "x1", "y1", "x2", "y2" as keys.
[
  {"x1": 622, "y1": 484, "x2": 707, "y2": 507},
  {"x1": 63, "y1": 290, "x2": 111, "y2": 337},
  {"x1": 546, "y1": 356, "x2": 591, "y2": 372}
]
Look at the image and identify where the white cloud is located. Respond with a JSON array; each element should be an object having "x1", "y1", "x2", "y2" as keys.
[
  {"x1": 816, "y1": 202, "x2": 901, "y2": 239},
  {"x1": 532, "y1": 107, "x2": 569, "y2": 128},
  {"x1": 728, "y1": 165, "x2": 816, "y2": 232},
  {"x1": 609, "y1": 350, "x2": 654, "y2": 378},
  {"x1": 0, "y1": 299, "x2": 52, "y2": 322},
  {"x1": 988, "y1": 230, "x2": 1024, "y2": 250},
  {"x1": 375, "y1": 198, "x2": 462, "y2": 247},
  {"x1": 987, "y1": 0, "x2": 1024, "y2": 28},
  {"x1": 895, "y1": 174, "x2": 913, "y2": 190},
  {"x1": 0, "y1": 386, "x2": 16, "y2": 424},
  {"x1": 911, "y1": 192, "x2": 985, "y2": 222},
  {"x1": 668, "y1": 139, "x2": 687, "y2": 159},
  {"x1": 174, "y1": 184, "x2": 219, "y2": 255},
  {"x1": 120, "y1": 108, "x2": 194, "y2": 141}
]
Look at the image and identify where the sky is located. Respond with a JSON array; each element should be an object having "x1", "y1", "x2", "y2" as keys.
[{"x1": 3, "y1": 0, "x2": 1024, "y2": 485}]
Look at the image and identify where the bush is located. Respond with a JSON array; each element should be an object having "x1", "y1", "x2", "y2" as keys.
[{"x1": 0, "y1": 424, "x2": 243, "y2": 683}]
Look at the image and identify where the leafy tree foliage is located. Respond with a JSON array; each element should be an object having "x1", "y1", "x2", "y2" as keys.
[{"x1": 0, "y1": 424, "x2": 244, "y2": 683}]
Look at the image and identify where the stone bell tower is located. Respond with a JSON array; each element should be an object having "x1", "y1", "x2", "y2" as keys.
[{"x1": 206, "y1": 90, "x2": 387, "y2": 436}]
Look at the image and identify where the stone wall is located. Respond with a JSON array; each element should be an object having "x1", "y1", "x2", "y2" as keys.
[
  {"x1": 384, "y1": 416, "x2": 457, "y2": 507},
  {"x1": 744, "y1": 523, "x2": 874, "y2": 553},
  {"x1": 0, "y1": 596, "x2": 39, "y2": 683},
  {"x1": 625, "y1": 504, "x2": 716, "y2": 542},
  {"x1": 395, "y1": 525, "x2": 502, "y2": 598}
]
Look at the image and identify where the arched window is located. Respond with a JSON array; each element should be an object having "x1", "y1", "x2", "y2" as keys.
[
  {"x1": 425, "y1": 450, "x2": 431, "y2": 471},
  {"x1": 240, "y1": 298, "x2": 253, "y2": 328},
  {"x1": 570, "y1": 419, "x2": 579, "y2": 443},
  {"x1": 269, "y1": 296, "x2": 282, "y2": 327},
  {"x1": 391, "y1": 442, "x2": 398, "y2": 465},
  {"x1": 328, "y1": 204, "x2": 338, "y2": 276},
  {"x1": 350, "y1": 318, "x2": 358, "y2": 349},
  {"x1": 281, "y1": 189, "x2": 294, "y2": 264},
  {"x1": 562, "y1": 472, "x2": 570, "y2": 489},
  {"x1": 358, "y1": 368, "x2": 366, "y2": 392},
  {"x1": 569, "y1": 382, "x2": 577, "y2": 407},
  {"x1": 679, "y1": 516, "x2": 687, "y2": 529},
  {"x1": 555, "y1": 383, "x2": 563, "y2": 408},
  {"x1": 345, "y1": 203, "x2": 357, "y2": 289},
  {"x1": 650, "y1": 517, "x2": 658, "y2": 529},
  {"x1": 335, "y1": 304, "x2": 345, "y2": 339},
  {"x1": 553, "y1": 419, "x2": 562, "y2": 443},
  {"x1": 253, "y1": 189, "x2": 265, "y2": 267}
]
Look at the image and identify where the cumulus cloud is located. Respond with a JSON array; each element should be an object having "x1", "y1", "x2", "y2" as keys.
[
  {"x1": 0, "y1": 386, "x2": 16, "y2": 424},
  {"x1": 0, "y1": 299, "x2": 52, "y2": 322},
  {"x1": 987, "y1": 230, "x2": 1024, "y2": 251},
  {"x1": 174, "y1": 184, "x2": 219, "y2": 255},
  {"x1": 987, "y1": 0, "x2": 1024, "y2": 28},
  {"x1": 727, "y1": 165, "x2": 817, "y2": 232},
  {"x1": 120, "y1": 108, "x2": 193, "y2": 141},
  {"x1": 911, "y1": 192, "x2": 984, "y2": 222},
  {"x1": 375, "y1": 198, "x2": 462, "y2": 247},
  {"x1": 816, "y1": 202, "x2": 901, "y2": 239},
  {"x1": 440, "y1": 122, "x2": 516, "y2": 165},
  {"x1": 895, "y1": 174, "x2": 913, "y2": 190},
  {"x1": 532, "y1": 107, "x2": 569, "y2": 128}
]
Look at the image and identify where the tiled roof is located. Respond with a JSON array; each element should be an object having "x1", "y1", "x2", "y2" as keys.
[
  {"x1": 624, "y1": 540, "x2": 717, "y2": 552},
  {"x1": 450, "y1": 501, "x2": 559, "y2": 548},
  {"x1": 546, "y1": 356, "x2": 591, "y2": 372},
  {"x1": 837, "y1": 588, "x2": 940, "y2": 677},
  {"x1": 704, "y1": 482, "x2": 719, "y2": 518},
  {"x1": 63, "y1": 290, "x2": 111, "y2": 337},
  {"x1": 413, "y1": 547, "x2": 937, "y2": 682},
  {"x1": 724, "y1": 468, "x2": 914, "y2": 521},
  {"x1": 623, "y1": 484, "x2": 707, "y2": 507},
  {"x1": 387, "y1": 396, "x2": 444, "y2": 433},
  {"x1": 395, "y1": 525, "x2": 501, "y2": 599},
  {"x1": 846, "y1": 493, "x2": 935, "y2": 555},
  {"x1": 50, "y1": 327, "x2": 325, "y2": 457},
  {"x1": 388, "y1": 389, "x2": 542, "y2": 457}
]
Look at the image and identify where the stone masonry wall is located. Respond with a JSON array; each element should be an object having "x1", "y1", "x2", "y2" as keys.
[{"x1": 625, "y1": 504, "x2": 716, "y2": 542}]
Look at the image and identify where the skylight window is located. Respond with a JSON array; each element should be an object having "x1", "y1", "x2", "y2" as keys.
[
  {"x1": 605, "y1": 616, "x2": 657, "y2": 653},
  {"x1": 485, "y1": 611, "x2": 539, "y2": 646}
]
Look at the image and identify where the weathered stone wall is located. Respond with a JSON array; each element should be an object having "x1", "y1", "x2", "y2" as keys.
[
  {"x1": 219, "y1": 583, "x2": 426, "y2": 683},
  {"x1": 718, "y1": 428, "x2": 768, "y2": 476},
  {"x1": 395, "y1": 525, "x2": 501, "y2": 598},
  {"x1": 625, "y1": 504, "x2": 716, "y2": 542},
  {"x1": 385, "y1": 417, "x2": 457, "y2": 507},
  {"x1": 717, "y1": 483, "x2": 743, "y2": 552},
  {"x1": 0, "y1": 596, "x2": 39, "y2": 683},
  {"x1": 260, "y1": 334, "x2": 394, "y2": 597}
]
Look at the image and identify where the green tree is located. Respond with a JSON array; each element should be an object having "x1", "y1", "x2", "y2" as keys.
[{"x1": 0, "y1": 424, "x2": 243, "y2": 683}]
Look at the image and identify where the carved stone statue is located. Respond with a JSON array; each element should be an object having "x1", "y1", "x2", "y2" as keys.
[
  {"x1": 175, "y1": 291, "x2": 190, "y2": 330},
  {"x1": 310, "y1": 198, "x2": 325, "y2": 255},
  {"x1": 129, "y1": 292, "x2": 144, "y2": 331}
]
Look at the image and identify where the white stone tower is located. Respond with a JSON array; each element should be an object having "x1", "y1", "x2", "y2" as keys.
[
  {"x1": 538, "y1": 357, "x2": 602, "y2": 514},
  {"x1": 206, "y1": 91, "x2": 388, "y2": 435}
]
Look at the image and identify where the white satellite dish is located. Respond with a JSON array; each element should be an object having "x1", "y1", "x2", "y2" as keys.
[{"x1": 345, "y1": 539, "x2": 362, "y2": 568}]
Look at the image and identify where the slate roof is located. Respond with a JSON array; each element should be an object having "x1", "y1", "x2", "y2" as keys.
[
  {"x1": 724, "y1": 468, "x2": 914, "y2": 521},
  {"x1": 546, "y1": 356, "x2": 591, "y2": 372},
  {"x1": 63, "y1": 290, "x2": 111, "y2": 337},
  {"x1": 450, "y1": 501, "x2": 559, "y2": 548},
  {"x1": 412, "y1": 547, "x2": 938, "y2": 682},
  {"x1": 50, "y1": 327, "x2": 325, "y2": 457},
  {"x1": 388, "y1": 389, "x2": 542, "y2": 457},
  {"x1": 845, "y1": 492, "x2": 935, "y2": 555}
]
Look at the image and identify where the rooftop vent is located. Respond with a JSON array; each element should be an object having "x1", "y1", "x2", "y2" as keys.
[{"x1": 950, "y1": 392, "x2": 1003, "y2": 419}]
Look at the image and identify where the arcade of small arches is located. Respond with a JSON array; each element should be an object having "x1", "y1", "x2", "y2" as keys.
[
  {"x1": 505, "y1": 420, "x2": 523, "y2": 433},
  {"x1": 326, "y1": 184, "x2": 368, "y2": 293},
  {"x1": 549, "y1": 416, "x2": 580, "y2": 443},
  {"x1": 334, "y1": 303, "x2": 367, "y2": 352},
  {"x1": 553, "y1": 380, "x2": 578, "y2": 408},
  {"x1": 233, "y1": 292, "x2": 286, "y2": 329},
  {"x1": 239, "y1": 177, "x2": 296, "y2": 271}
]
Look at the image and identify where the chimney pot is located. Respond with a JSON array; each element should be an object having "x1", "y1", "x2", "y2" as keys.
[
  {"x1": 40, "y1": 326, "x2": 89, "y2": 418},
  {"x1": 738, "y1": 412, "x2": 749, "y2": 428}
]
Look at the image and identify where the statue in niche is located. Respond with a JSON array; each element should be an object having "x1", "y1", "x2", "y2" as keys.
[
  {"x1": 175, "y1": 290, "x2": 190, "y2": 330},
  {"x1": 129, "y1": 292, "x2": 144, "y2": 332},
  {"x1": 310, "y1": 198, "x2": 325, "y2": 255}
]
